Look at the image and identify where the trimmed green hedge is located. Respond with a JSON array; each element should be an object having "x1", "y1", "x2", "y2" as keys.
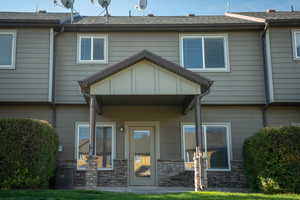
[
  {"x1": 243, "y1": 126, "x2": 300, "y2": 193},
  {"x1": 0, "y1": 118, "x2": 58, "y2": 189}
]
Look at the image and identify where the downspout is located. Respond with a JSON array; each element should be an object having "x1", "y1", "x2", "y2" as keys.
[
  {"x1": 51, "y1": 26, "x2": 65, "y2": 128},
  {"x1": 261, "y1": 22, "x2": 270, "y2": 127},
  {"x1": 194, "y1": 82, "x2": 213, "y2": 191}
]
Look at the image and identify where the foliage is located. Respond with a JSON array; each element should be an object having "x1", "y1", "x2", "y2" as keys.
[
  {"x1": 243, "y1": 126, "x2": 300, "y2": 194},
  {"x1": 0, "y1": 119, "x2": 58, "y2": 189}
]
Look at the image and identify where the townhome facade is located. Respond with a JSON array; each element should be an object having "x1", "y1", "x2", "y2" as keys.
[{"x1": 0, "y1": 10, "x2": 299, "y2": 189}]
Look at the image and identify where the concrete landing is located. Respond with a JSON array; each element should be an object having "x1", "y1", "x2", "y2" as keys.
[
  {"x1": 76, "y1": 186, "x2": 193, "y2": 194},
  {"x1": 75, "y1": 186, "x2": 250, "y2": 194}
]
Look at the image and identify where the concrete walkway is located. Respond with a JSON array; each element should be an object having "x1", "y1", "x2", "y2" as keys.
[
  {"x1": 75, "y1": 186, "x2": 249, "y2": 194},
  {"x1": 76, "y1": 186, "x2": 193, "y2": 194}
]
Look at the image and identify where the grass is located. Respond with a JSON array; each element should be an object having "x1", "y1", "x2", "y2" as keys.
[{"x1": 0, "y1": 190, "x2": 299, "y2": 200}]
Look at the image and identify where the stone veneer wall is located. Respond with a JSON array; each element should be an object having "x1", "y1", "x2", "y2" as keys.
[
  {"x1": 157, "y1": 160, "x2": 247, "y2": 188},
  {"x1": 73, "y1": 160, "x2": 128, "y2": 187},
  {"x1": 97, "y1": 160, "x2": 128, "y2": 186}
]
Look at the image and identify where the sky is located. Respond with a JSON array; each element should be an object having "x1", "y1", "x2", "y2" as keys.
[{"x1": 1, "y1": 0, "x2": 300, "y2": 16}]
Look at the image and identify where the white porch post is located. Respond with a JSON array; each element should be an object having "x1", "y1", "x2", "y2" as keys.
[
  {"x1": 86, "y1": 95, "x2": 98, "y2": 188},
  {"x1": 194, "y1": 95, "x2": 207, "y2": 191}
]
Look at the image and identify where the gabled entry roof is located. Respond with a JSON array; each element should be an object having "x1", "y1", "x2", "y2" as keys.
[{"x1": 78, "y1": 50, "x2": 213, "y2": 93}]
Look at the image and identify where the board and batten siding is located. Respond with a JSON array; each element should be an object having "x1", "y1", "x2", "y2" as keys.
[
  {"x1": 0, "y1": 28, "x2": 50, "y2": 102},
  {"x1": 55, "y1": 31, "x2": 265, "y2": 104},
  {"x1": 90, "y1": 60, "x2": 201, "y2": 95},
  {"x1": 269, "y1": 27, "x2": 300, "y2": 102}
]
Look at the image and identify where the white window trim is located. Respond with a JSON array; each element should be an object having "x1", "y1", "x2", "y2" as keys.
[
  {"x1": 291, "y1": 122, "x2": 300, "y2": 127},
  {"x1": 181, "y1": 122, "x2": 232, "y2": 172},
  {"x1": 179, "y1": 33, "x2": 230, "y2": 72},
  {"x1": 75, "y1": 121, "x2": 116, "y2": 171},
  {"x1": 77, "y1": 34, "x2": 108, "y2": 64},
  {"x1": 292, "y1": 30, "x2": 300, "y2": 60},
  {"x1": 0, "y1": 30, "x2": 17, "y2": 70}
]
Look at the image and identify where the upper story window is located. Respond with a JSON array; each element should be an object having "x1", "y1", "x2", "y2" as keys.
[
  {"x1": 76, "y1": 122, "x2": 115, "y2": 170},
  {"x1": 77, "y1": 34, "x2": 108, "y2": 64},
  {"x1": 0, "y1": 31, "x2": 16, "y2": 69},
  {"x1": 182, "y1": 123, "x2": 231, "y2": 171},
  {"x1": 180, "y1": 34, "x2": 230, "y2": 72},
  {"x1": 293, "y1": 30, "x2": 300, "y2": 59}
]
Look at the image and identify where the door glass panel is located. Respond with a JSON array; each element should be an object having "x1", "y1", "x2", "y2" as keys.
[{"x1": 133, "y1": 130, "x2": 151, "y2": 177}]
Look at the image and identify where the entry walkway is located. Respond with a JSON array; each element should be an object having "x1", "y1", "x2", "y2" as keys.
[{"x1": 75, "y1": 186, "x2": 249, "y2": 194}]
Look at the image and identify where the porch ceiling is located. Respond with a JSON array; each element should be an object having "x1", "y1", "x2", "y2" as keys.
[{"x1": 97, "y1": 95, "x2": 193, "y2": 106}]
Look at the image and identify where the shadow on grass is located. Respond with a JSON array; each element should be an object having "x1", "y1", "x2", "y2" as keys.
[{"x1": 0, "y1": 190, "x2": 299, "y2": 200}]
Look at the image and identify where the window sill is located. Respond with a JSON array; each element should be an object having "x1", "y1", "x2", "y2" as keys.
[
  {"x1": 184, "y1": 168, "x2": 231, "y2": 172},
  {"x1": 77, "y1": 60, "x2": 108, "y2": 65},
  {"x1": 77, "y1": 168, "x2": 114, "y2": 171},
  {"x1": 293, "y1": 57, "x2": 300, "y2": 61},
  {"x1": 187, "y1": 68, "x2": 230, "y2": 73},
  {"x1": 0, "y1": 65, "x2": 15, "y2": 70}
]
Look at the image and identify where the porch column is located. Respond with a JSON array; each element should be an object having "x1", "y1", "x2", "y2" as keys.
[
  {"x1": 86, "y1": 95, "x2": 98, "y2": 188},
  {"x1": 89, "y1": 95, "x2": 96, "y2": 156},
  {"x1": 194, "y1": 96, "x2": 207, "y2": 191}
]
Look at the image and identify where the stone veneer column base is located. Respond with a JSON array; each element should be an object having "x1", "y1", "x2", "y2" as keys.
[
  {"x1": 157, "y1": 160, "x2": 247, "y2": 188},
  {"x1": 73, "y1": 160, "x2": 128, "y2": 187}
]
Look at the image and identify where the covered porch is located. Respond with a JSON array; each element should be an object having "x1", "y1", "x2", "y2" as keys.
[{"x1": 78, "y1": 50, "x2": 213, "y2": 190}]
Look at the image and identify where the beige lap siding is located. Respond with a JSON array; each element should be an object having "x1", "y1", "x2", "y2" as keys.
[
  {"x1": 266, "y1": 106, "x2": 300, "y2": 127},
  {"x1": 55, "y1": 31, "x2": 265, "y2": 105},
  {"x1": 55, "y1": 105, "x2": 264, "y2": 164},
  {"x1": 0, "y1": 28, "x2": 51, "y2": 102}
]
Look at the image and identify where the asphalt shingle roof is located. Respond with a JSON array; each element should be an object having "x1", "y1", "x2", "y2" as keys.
[
  {"x1": 0, "y1": 12, "x2": 70, "y2": 22},
  {"x1": 74, "y1": 15, "x2": 258, "y2": 25},
  {"x1": 232, "y1": 11, "x2": 300, "y2": 21}
]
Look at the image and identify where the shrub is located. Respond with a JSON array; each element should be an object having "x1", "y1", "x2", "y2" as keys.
[
  {"x1": 243, "y1": 126, "x2": 300, "y2": 193},
  {"x1": 0, "y1": 118, "x2": 58, "y2": 189}
]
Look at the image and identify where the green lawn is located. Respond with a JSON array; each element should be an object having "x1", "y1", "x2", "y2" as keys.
[{"x1": 0, "y1": 190, "x2": 299, "y2": 200}]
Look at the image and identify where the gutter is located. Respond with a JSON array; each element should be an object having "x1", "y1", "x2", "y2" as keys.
[{"x1": 63, "y1": 23, "x2": 264, "y2": 32}]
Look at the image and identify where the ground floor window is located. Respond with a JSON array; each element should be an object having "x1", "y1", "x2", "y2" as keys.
[
  {"x1": 182, "y1": 123, "x2": 231, "y2": 171},
  {"x1": 76, "y1": 122, "x2": 115, "y2": 170}
]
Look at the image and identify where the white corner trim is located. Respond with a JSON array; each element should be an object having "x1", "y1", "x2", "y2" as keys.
[
  {"x1": 265, "y1": 29, "x2": 274, "y2": 103},
  {"x1": 48, "y1": 28, "x2": 54, "y2": 102}
]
